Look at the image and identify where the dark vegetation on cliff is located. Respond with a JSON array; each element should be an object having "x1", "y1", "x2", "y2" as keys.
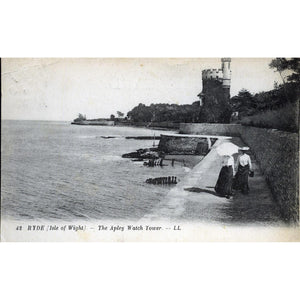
[
  {"x1": 231, "y1": 83, "x2": 299, "y2": 132},
  {"x1": 232, "y1": 58, "x2": 300, "y2": 132},
  {"x1": 73, "y1": 113, "x2": 87, "y2": 122},
  {"x1": 240, "y1": 102, "x2": 299, "y2": 133},
  {"x1": 127, "y1": 102, "x2": 201, "y2": 123}
]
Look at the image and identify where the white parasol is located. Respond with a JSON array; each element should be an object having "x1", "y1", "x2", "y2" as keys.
[{"x1": 216, "y1": 142, "x2": 239, "y2": 156}]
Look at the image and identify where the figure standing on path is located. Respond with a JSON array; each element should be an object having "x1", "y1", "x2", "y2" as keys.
[
  {"x1": 215, "y1": 155, "x2": 235, "y2": 199},
  {"x1": 234, "y1": 147, "x2": 253, "y2": 194}
]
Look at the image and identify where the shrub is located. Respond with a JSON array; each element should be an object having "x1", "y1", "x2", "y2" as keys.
[{"x1": 240, "y1": 102, "x2": 299, "y2": 133}]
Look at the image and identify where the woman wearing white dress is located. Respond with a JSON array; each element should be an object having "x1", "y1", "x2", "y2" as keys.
[{"x1": 234, "y1": 147, "x2": 253, "y2": 194}]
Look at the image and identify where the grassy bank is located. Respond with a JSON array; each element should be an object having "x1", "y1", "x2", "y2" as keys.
[{"x1": 240, "y1": 102, "x2": 299, "y2": 133}]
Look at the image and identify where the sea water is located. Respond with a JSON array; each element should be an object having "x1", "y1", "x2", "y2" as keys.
[{"x1": 1, "y1": 121, "x2": 191, "y2": 221}]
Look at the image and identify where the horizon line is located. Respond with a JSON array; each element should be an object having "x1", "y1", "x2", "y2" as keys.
[{"x1": 2, "y1": 118, "x2": 71, "y2": 122}]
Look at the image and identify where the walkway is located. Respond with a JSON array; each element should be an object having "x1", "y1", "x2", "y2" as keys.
[{"x1": 142, "y1": 136, "x2": 283, "y2": 226}]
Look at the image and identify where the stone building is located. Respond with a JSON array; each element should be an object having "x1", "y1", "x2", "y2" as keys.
[{"x1": 198, "y1": 58, "x2": 232, "y2": 123}]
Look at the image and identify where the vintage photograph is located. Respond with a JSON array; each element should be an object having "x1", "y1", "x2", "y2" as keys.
[{"x1": 1, "y1": 57, "x2": 299, "y2": 241}]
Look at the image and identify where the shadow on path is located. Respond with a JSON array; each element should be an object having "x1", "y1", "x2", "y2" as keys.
[
  {"x1": 218, "y1": 187, "x2": 283, "y2": 225},
  {"x1": 184, "y1": 187, "x2": 218, "y2": 197}
]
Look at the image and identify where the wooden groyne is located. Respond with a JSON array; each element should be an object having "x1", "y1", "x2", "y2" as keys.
[{"x1": 146, "y1": 176, "x2": 178, "y2": 185}]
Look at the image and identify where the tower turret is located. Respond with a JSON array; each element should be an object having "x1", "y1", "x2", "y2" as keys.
[{"x1": 221, "y1": 57, "x2": 231, "y2": 88}]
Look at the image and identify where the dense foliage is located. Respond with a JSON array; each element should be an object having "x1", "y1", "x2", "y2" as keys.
[
  {"x1": 127, "y1": 102, "x2": 201, "y2": 123},
  {"x1": 269, "y1": 58, "x2": 300, "y2": 84},
  {"x1": 73, "y1": 113, "x2": 86, "y2": 122},
  {"x1": 240, "y1": 102, "x2": 299, "y2": 132},
  {"x1": 230, "y1": 82, "x2": 299, "y2": 118},
  {"x1": 232, "y1": 58, "x2": 300, "y2": 132}
]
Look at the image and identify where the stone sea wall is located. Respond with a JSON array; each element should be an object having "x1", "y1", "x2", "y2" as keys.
[
  {"x1": 239, "y1": 126, "x2": 299, "y2": 223},
  {"x1": 158, "y1": 134, "x2": 217, "y2": 155},
  {"x1": 180, "y1": 123, "x2": 299, "y2": 223},
  {"x1": 125, "y1": 121, "x2": 180, "y2": 129},
  {"x1": 180, "y1": 123, "x2": 241, "y2": 136}
]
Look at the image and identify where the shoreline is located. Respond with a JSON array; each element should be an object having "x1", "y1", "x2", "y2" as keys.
[{"x1": 71, "y1": 120, "x2": 180, "y2": 131}]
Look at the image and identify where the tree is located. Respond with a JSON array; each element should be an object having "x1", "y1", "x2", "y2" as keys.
[
  {"x1": 230, "y1": 89, "x2": 255, "y2": 116},
  {"x1": 73, "y1": 113, "x2": 86, "y2": 122},
  {"x1": 78, "y1": 113, "x2": 86, "y2": 120},
  {"x1": 127, "y1": 103, "x2": 153, "y2": 122},
  {"x1": 116, "y1": 111, "x2": 124, "y2": 118},
  {"x1": 110, "y1": 114, "x2": 115, "y2": 120},
  {"x1": 270, "y1": 58, "x2": 300, "y2": 84},
  {"x1": 285, "y1": 58, "x2": 300, "y2": 84},
  {"x1": 269, "y1": 58, "x2": 300, "y2": 102},
  {"x1": 269, "y1": 58, "x2": 289, "y2": 84}
]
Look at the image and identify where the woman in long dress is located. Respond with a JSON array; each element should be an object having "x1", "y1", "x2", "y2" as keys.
[
  {"x1": 234, "y1": 147, "x2": 253, "y2": 194},
  {"x1": 215, "y1": 155, "x2": 234, "y2": 199}
]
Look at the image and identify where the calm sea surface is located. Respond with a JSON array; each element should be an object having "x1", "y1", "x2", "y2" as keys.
[{"x1": 1, "y1": 121, "x2": 190, "y2": 221}]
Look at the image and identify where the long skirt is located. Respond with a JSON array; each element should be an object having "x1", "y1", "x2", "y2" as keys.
[
  {"x1": 234, "y1": 164, "x2": 250, "y2": 194},
  {"x1": 215, "y1": 166, "x2": 233, "y2": 197}
]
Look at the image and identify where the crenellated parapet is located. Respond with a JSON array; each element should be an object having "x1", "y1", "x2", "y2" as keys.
[
  {"x1": 202, "y1": 64, "x2": 231, "y2": 88},
  {"x1": 202, "y1": 69, "x2": 223, "y2": 81}
]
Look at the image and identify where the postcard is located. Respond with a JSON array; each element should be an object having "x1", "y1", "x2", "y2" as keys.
[{"x1": 1, "y1": 58, "x2": 299, "y2": 241}]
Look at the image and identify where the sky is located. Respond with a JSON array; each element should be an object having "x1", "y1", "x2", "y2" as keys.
[{"x1": 1, "y1": 58, "x2": 283, "y2": 121}]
